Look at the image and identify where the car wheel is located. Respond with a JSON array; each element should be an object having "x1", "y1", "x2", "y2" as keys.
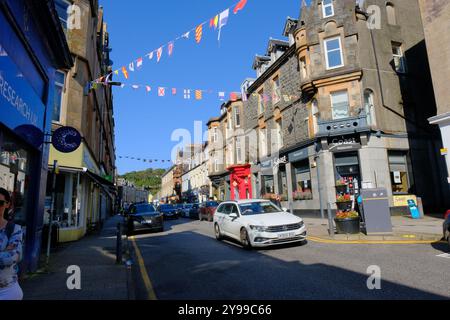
[
  {"x1": 214, "y1": 224, "x2": 223, "y2": 241},
  {"x1": 240, "y1": 228, "x2": 252, "y2": 250}
]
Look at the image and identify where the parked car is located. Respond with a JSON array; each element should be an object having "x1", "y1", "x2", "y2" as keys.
[
  {"x1": 443, "y1": 210, "x2": 450, "y2": 248},
  {"x1": 213, "y1": 199, "x2": 307, "y2": 249},
  {"x1": 199, "y1": 201, "x2": 220, "y2": 222},
  {"x1": 158, "y1": 204, "x2": 179, "y2": 220},
  {"x1": 189, "y1": 203, "x2": 201, "y2": 219},
  {"x1": 126, "y1": 203, "x2": 164, "y2": 235},
  {"x1": 178, "y1": 203, "x2": 194, "y2": 218},
  {"x1": 174, "y1": 204, "x2": 185, "y2": 217}
]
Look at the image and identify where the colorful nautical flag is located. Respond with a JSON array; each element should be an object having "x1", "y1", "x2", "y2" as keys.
[
  {"x1": 210, "y1": 15, "x2": 219, "y2": 29},
  {"x1": 146, "y1": 86, "x2": 151, "y2": 92},
  {"x1": 129, "y1": 62, "x2": 135, "y2": 72},
  {"x1": 233, "y1": 0, "x2": 248, "y2": 14},
  {"x1": 168, "y1": 42, "x2": 174, "y2": 56},
  {"x1": 184, "y1": 89, "x2": 191, "y2": 99},
  {"x1": 172, "y1": 88, "x2": 177, "y2": 95},
  {"x1": 122, "y1": 66, "x2": 128, "y2": 79},
  {"x1": 158, "y1": 87, "x2": 165, "y2": 96},
  {"x1": 218, "y1": 9, "x2": 230, "y2": 41},
  {"x1": 136, "y1": 58, "x2": 143, "y2": 68},
  {"x1": 181, "y1": 31, "x2": 190, "y2": 39},
  {"x1": 195, "y1": 24, "x2": 203, "y2": 44},
  {"x1": 195, "y1": 90, "x2": 202, "y2": 100},
  {"x1": 218, "y1": 92, "x2": 225, "y2": 101},
  {"x1": 230, "y1": 92, "x2": 238, "y2": 102},
  {"x1": 157, "y1": 47, "x2": 163, "y2": 62}
]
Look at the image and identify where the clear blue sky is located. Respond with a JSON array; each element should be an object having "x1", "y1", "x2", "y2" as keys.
[{"x1": 99, "y1": 0, "x2": 303, "y2": 175}]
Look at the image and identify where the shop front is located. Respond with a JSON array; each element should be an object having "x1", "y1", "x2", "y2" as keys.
[
  {"x1": 228, "y1": 164, "x2": 252, "y2": 200},
  {"x1": 0, "y1": 0, "x2": 72, "y2": 271}
]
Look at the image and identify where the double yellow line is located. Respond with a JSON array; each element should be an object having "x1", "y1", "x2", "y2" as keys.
[
  {"x1": 130, "y1": 236, "x2": 158, "y2": 300},
  {"x1": 307, "y1": 235, "x2": 446, "y2": 245}
]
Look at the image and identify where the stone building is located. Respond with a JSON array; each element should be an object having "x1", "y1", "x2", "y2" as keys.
[
  {"x1": 46, "y1": 0, "x2": 117, "y2": 242},
  {"x1": 242, "y1": 0, "x2": 448, "y2": 215},
  {"x1": 419, "y1": 0, "x2": 450, "y2": 191},
  {"x1": 207, "y1": 98, "x2": 247, "y2": 201},
  {"x1": 160, "y1": 165, "x2": 176, "y2": 203},
  {"x1": 181, "y1": 143, "x2": 210, "y2": 203}
]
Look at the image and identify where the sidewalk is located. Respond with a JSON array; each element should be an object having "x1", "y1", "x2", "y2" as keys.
[
  {"x1": 303, "y1": 214, "x2": 445, "y2": 243},
  {"x1": 21, "y1": 215, "x2": 132, "y2": 300}
]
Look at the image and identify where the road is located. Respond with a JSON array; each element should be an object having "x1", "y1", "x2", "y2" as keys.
[{"x1": 130, "y1": 217, "x2": 450, "y2": 300}]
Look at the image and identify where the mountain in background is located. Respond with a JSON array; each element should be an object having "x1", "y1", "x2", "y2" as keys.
[{"x1": 119, "y1": 168, "x2": 166, "y2": 193}]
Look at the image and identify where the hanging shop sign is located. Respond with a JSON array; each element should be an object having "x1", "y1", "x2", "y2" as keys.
[
  {"x1": 328, "y1": 135, "x2": 361, "y2": 153},
  {"x1": 273, "y1": 156, "x2": 288, "y2": 170},
  {"x1": 52, "y1": 126, "x2": 82, "y2": 153}
]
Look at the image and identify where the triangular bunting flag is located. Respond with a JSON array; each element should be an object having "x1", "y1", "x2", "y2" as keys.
[
  {"x1": 136, "y1": 58, "x2": 143, "y2": 68},
  {"x1": 195, "y1": 24, "x2": 203, "y2": 44},
  {"x1": 233, "y1": 0, "x2": 248, "y2": 14},
  {"x1": 121, "y1": 66, "x2": 128, "y2": 79},
  {"x1": 157, "y1": 47, "x2": 163, "y2": 62},
  {"x1": 168, "y1": 42, "x2": 174, "y2": 56}
]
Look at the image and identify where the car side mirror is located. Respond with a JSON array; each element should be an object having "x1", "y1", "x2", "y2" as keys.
[
  {"x1": 282, "y1": 207, "x2": 289, "y2": 213},
  {"x1": 229, "y1": 213, "x2": 238, "y2": 219}
]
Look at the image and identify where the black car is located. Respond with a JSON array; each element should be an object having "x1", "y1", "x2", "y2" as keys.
[
  {"x1": 158, "y1": 204, "x2": 179, "y2": 220},
  {"x1": 127, "y1": 203, "x2": 164, "y2": 235},
  {"x1": 188, "y1": 203, "x2": 200, "y2": 219},
  {"x1": 443, "y1": 210, "x2": 450, "y2": 248}
]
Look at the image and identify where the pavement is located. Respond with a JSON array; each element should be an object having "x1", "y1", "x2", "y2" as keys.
[
  {"x1": 21, "y1": 215, "x2": 132, "y2": 300},
  {"x1": 302, "y1": 214, "x2": 445, "y2": 243}
]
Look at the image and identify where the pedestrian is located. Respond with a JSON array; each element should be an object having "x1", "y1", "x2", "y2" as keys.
[{"x1": 0, "y1": 187, "x2": 23, "y2": 300}]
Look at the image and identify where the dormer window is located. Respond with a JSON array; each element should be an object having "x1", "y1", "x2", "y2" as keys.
[{"x1": 322, "y1": 0, "x2": 334, "y2": 18}]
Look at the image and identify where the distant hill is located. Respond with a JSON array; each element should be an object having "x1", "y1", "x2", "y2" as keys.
[{"x1": 119, "y1": 168, "x2": 166, "y2": 193}]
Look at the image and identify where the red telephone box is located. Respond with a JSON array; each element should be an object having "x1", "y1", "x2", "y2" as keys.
[{"x1": 228, "y1": 164, "x2": 252, "y2": 200}]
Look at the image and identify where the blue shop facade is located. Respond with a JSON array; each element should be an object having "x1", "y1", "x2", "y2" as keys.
[{"x1": 0, "y1": 0, "x2": 72, "y2": 271}]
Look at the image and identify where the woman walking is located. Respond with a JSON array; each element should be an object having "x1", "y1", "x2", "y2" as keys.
[{"x1": 0, "y1": 188, "x2": 23, "y2": 300}]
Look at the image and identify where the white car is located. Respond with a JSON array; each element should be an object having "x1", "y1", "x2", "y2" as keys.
[{"x1": 213, "y1": 200, "x2": 307, "y2": 249}]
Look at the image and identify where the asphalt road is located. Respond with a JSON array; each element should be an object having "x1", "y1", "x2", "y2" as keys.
[{"x1": 130, "y1": 217, "x2": 450, "y2": 300}]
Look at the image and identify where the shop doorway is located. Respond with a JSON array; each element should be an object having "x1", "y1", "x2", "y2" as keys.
[{"x1": 334, "y1": 152, "x2": 361, "y2": 212}]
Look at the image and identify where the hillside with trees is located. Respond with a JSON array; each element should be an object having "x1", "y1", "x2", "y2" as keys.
[{"x1": 119, "y1": 168, "x2": 166, "y2": 193}]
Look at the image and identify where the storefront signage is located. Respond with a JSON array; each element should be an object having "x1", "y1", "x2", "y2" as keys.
[
  {"x1": 0, "y1": 44, "x2": 45, "y2": 146},
  {"x1": 273, "y1": 156, "x2": 288, "y2": 170},
  {"x1": 52, "y1": 126, "x2": 82, "y2": 153},
  {"x1": 393, "y1": 195, "x2": 417, "y2": 207},
  {"x1": 83, "y1": 147, "x2": 100, "y2": 176},
  {"x1": 328, "y1": 135, "x2": 361, "y2": 153},
  {"x1": 289, "y1": 148, "x2": 309, "y2": 163},
  {"x1": 260, "y1": 159, "x2": 273, "y2": 169}
]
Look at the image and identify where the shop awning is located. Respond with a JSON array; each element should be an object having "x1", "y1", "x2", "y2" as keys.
[{"x1": 85, "y1": 170, "x2": 117, "y2": 199}]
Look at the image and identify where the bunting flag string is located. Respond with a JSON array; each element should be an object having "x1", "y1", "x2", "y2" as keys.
[
  {"x1": 98, "y1": 80, "x2": 302, "y2": 104},
  {"x1": 92, "y1": 0, "x2": 249, "y2": 84},
  {"x1": 118, "y1": 156, "x2": 173, "y2": 164}
]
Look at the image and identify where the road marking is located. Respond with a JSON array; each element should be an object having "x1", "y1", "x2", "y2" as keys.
[
  {"x1": 130, "y1": 236, "x2": 158, "y2": 300},
  {"x1": 307, "y1": 236, "x2": 446, "y2": 245},
  {"x1": 436, "y1": 253, "x2": 450, "y2": 259}
]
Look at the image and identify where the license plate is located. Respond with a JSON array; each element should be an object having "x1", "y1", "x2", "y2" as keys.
[{"x1": 278, "y1": 232, "x2": 296, "y2": 239}]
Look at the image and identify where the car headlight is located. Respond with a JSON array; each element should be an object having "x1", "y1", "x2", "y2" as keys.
[
  {"x1": 299, "y1": 221, "x2": 305, "y2": 228},
  {"x1": 250, "y1": 225, "x2": 267, "y2": 232}
]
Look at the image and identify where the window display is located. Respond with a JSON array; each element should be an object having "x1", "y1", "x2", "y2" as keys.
[{"x1": 292, "y1": 160, "x2": 313, "y2": 200}]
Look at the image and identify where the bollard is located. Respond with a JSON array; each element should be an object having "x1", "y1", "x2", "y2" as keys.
[
  {"x1": 116, "y1": 223, "x2": 123, "y2": 264},
  {"x1": 327, "y1": 202, "x2": 334, "y2": 238}
]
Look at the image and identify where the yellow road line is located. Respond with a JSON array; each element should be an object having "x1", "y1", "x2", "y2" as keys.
[
  {"x1": 307, "y1": 236, "x2": 446, "y2": 245},
  {"x1": 130, "y1": 236, "x2": 158, "y2": 300}
]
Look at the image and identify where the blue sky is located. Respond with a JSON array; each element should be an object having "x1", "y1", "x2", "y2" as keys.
[{"x1": 99, "y1": 0, "x2": 303, "y2": 175}]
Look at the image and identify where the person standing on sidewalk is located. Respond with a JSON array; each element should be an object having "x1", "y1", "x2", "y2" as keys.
[{"x1": 0, "y1": 188, "x2": 23, "y2": 300}]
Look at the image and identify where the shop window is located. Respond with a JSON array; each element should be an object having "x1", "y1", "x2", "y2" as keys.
[
  {"x1": 331, "y1": 90, "x2": 349, "y2": 119},
  {"x1": 46, "y1": 172, "x2": 80, "y2": 229},
  {"x1": 277, "y1": 166, "x2": 288, "y2": 200},
  {"x1": 55, "y1": 0, "x2": 71, "y2": 32},
  {"x1": 292, "y1": 160, "x2": 313, "y2": 200},
  {"x1": 261, "y1": 175, "x2": 274, "y2": 196},
  {"x1": 234, "y1": 106, "x2": 241, "y2": 128},
  {"x1": 388, "y1": 151, "x2": 412, "y2": 194},
  {"x1": 236, "y1": 136, "x2": 243, "y2": 163},
  {"x1": 53, "y1": 70, "x2": 66, "y2": 122},
  {"x1": 0, "y1": 132, "x2": 31, "y2": 227}
]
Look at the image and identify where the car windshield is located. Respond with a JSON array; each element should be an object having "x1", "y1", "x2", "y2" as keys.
[
  {"x1": 206, "y1": 201, "x2": 219, "y2": 207},
  {"x1": 135, "y1": 204, "x2": 156, "y2": 213},
  {"x1": 185, "y1": 204, "x2": 193, "y2": 208},
  {"x1": 239, "y1": 202, "x2": 282, "y2": 215}
]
